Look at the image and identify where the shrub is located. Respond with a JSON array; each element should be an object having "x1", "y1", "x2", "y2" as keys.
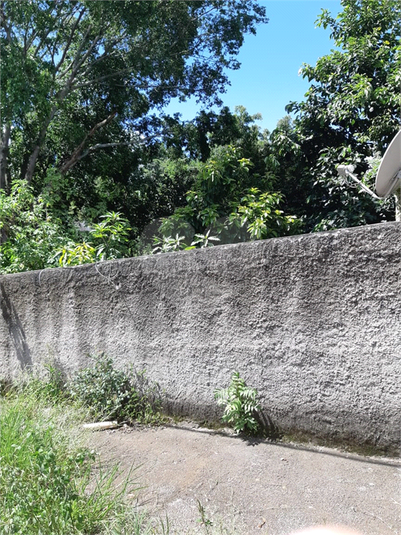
[{"x1": 68, "y1": 355, "x2": 162, "y2": 424}]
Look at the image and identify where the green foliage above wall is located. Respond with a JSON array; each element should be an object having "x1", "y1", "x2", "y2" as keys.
[{"x1": 1, "y1": 0, "x2": 400, "y2": 273}]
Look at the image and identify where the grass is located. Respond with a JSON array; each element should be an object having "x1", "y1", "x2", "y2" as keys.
[
  {"x1": 0, "y1": 367, "x2": 242, "y2": 535},
  {"x1": 0, "y1": 375, "x2": 144, "y2": 535}
]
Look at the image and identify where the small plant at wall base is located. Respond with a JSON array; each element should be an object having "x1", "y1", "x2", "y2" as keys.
[
  {"x1": 68, "y1": 355, "x2": 163, "y2": 425},
  {"x1": 214, "y1": 371, "x2": 262, "y2": 435},
  {"x1": 23, "y1": 361, "x2": 68, "y2": 403}
]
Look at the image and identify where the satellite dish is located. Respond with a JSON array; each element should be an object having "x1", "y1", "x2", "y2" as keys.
[{"x1": 375, "y1": 129, "x2": 401, "y2": 198}]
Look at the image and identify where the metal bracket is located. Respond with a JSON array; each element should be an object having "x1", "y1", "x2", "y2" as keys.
[{"x1": 337, "y1": 165, "x2": 382, "y2": 200}]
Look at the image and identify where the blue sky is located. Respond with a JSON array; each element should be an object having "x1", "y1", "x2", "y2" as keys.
[{"x1": 165, "y1": 0, "x2": 343, "y2": 132}]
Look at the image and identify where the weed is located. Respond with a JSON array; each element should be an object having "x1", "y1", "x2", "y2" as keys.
[
  {"x1": 24, "y1": 361, "x2": 68, "y2": 403},
  {"x1": 68, "y1": 354, "x2": 163, "y2": 424},
  {"x1": 102, "y1": 507, "x2": 156, "y2": 535},
  {"x1": 197, "y1": 499, "x2": 213, "y2": 534},
  {"x1": 214, "y1": 372, "x2": 261, "y2": 435},
  {"x1": 158, "y1": 514, "x2": 171, "y2": 535},
  {"x1": 0, "y1": 378, "x2": 12, "y2": 396}
]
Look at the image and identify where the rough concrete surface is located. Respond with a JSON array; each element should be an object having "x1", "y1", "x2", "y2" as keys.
[
  {"x1": 88, "y1": 422, "x2": 401, "y2": 535},
  {"x1": 1, "y1": 222, "x2": 401, "y2": 449}
]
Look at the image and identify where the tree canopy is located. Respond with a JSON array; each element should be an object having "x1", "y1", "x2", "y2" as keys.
[
  {"x1": 283, "y1": 0, "x2": 401, "y2": 230},
  {"x1": 1, "y1": 0, "x2": 401, "y2": 274},
  {"x1": 0, "y1": 0, "x2": 267, "y2": 189}
]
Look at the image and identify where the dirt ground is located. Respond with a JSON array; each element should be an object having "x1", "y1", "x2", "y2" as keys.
[{"x1": 87, "y1": 421, "x2": 401, "y2": 535}]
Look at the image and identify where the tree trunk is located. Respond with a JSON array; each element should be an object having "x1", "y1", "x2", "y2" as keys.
[
  {"x1": 0, "y1": 123, "x2": 11, "y2": 191},
  {"x1": 23, "y1": 108, "x2": 57, "y2": 184}
]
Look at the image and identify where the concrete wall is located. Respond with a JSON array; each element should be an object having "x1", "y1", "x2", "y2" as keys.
[{"x1": 1, "y1": 222, "x2": 401, "y2": 451}]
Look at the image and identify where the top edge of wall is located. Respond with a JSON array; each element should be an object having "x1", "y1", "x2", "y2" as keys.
[{"x1": 1, "y1": 220, "x2": 401, "y2": 280}]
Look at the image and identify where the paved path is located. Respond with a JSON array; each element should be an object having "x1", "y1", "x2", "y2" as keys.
[{"x1": 88, "y1": 422, "x2": 401, "y2": 535}]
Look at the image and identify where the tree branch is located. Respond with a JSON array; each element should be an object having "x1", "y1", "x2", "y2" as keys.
[
  {"x1": 0, "y1": 3, "x2": 14, "y2": 44},
  {"x1": 78, "y1": 30, "x2": 129, "y2": 78},
  {"x1": 72, "y1": 141, "x2": 140, "y2": 165},
  {"x1": 60, "y1": 112, "x2": 117, "y2": 174},
  {"x1": 23, "y1": 20, "x2": 104, "y2": 172},
  {"x1": 55, "y1": 6, "x2": 87, "y2": 73},
  {"x1": 26, "y1": 30, "x2": 39, "y2": 54},
  {"x1": 49, "y1": 3, "x2": 82, "y2": 62},
  {"x1": 72, "y1": 32, "x2": 102, "y2": 76},
  {"x1": 58, "y1": 22, "x2": 94, "y2": 79},
  {"x1": 87, "y1": 142, "x2": 137, "y2": 151},
  {"x1": 71, "y1": 66, "x2": 135, "y2": 90},
  {"x1": 30, "y1": 2, "x2": 66, "y2": 58}
]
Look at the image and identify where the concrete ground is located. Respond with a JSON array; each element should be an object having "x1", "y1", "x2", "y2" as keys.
[{"x1": 88, "y1": 422, "x2": 401, "y2": 535}]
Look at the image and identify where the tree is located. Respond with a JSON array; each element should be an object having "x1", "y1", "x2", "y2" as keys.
[
  {"x1": 284, "y1": 0, "x2": 401, "y2": 230},
  {"x1": 151, "y1": 143, "x2": 299, "y2": 250},
  {"x1": 0, "y1": 180, "x2": 66, "y2": 272},
  {"x1": 0, "y1": 180, "x2": 131, "y2": 273},
  {"x1": 160, "y1": 105, "x2": 267, "y2": 163},
  {"x1": 0, "y1": 0, "x2": 267, "y2": 192}
]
